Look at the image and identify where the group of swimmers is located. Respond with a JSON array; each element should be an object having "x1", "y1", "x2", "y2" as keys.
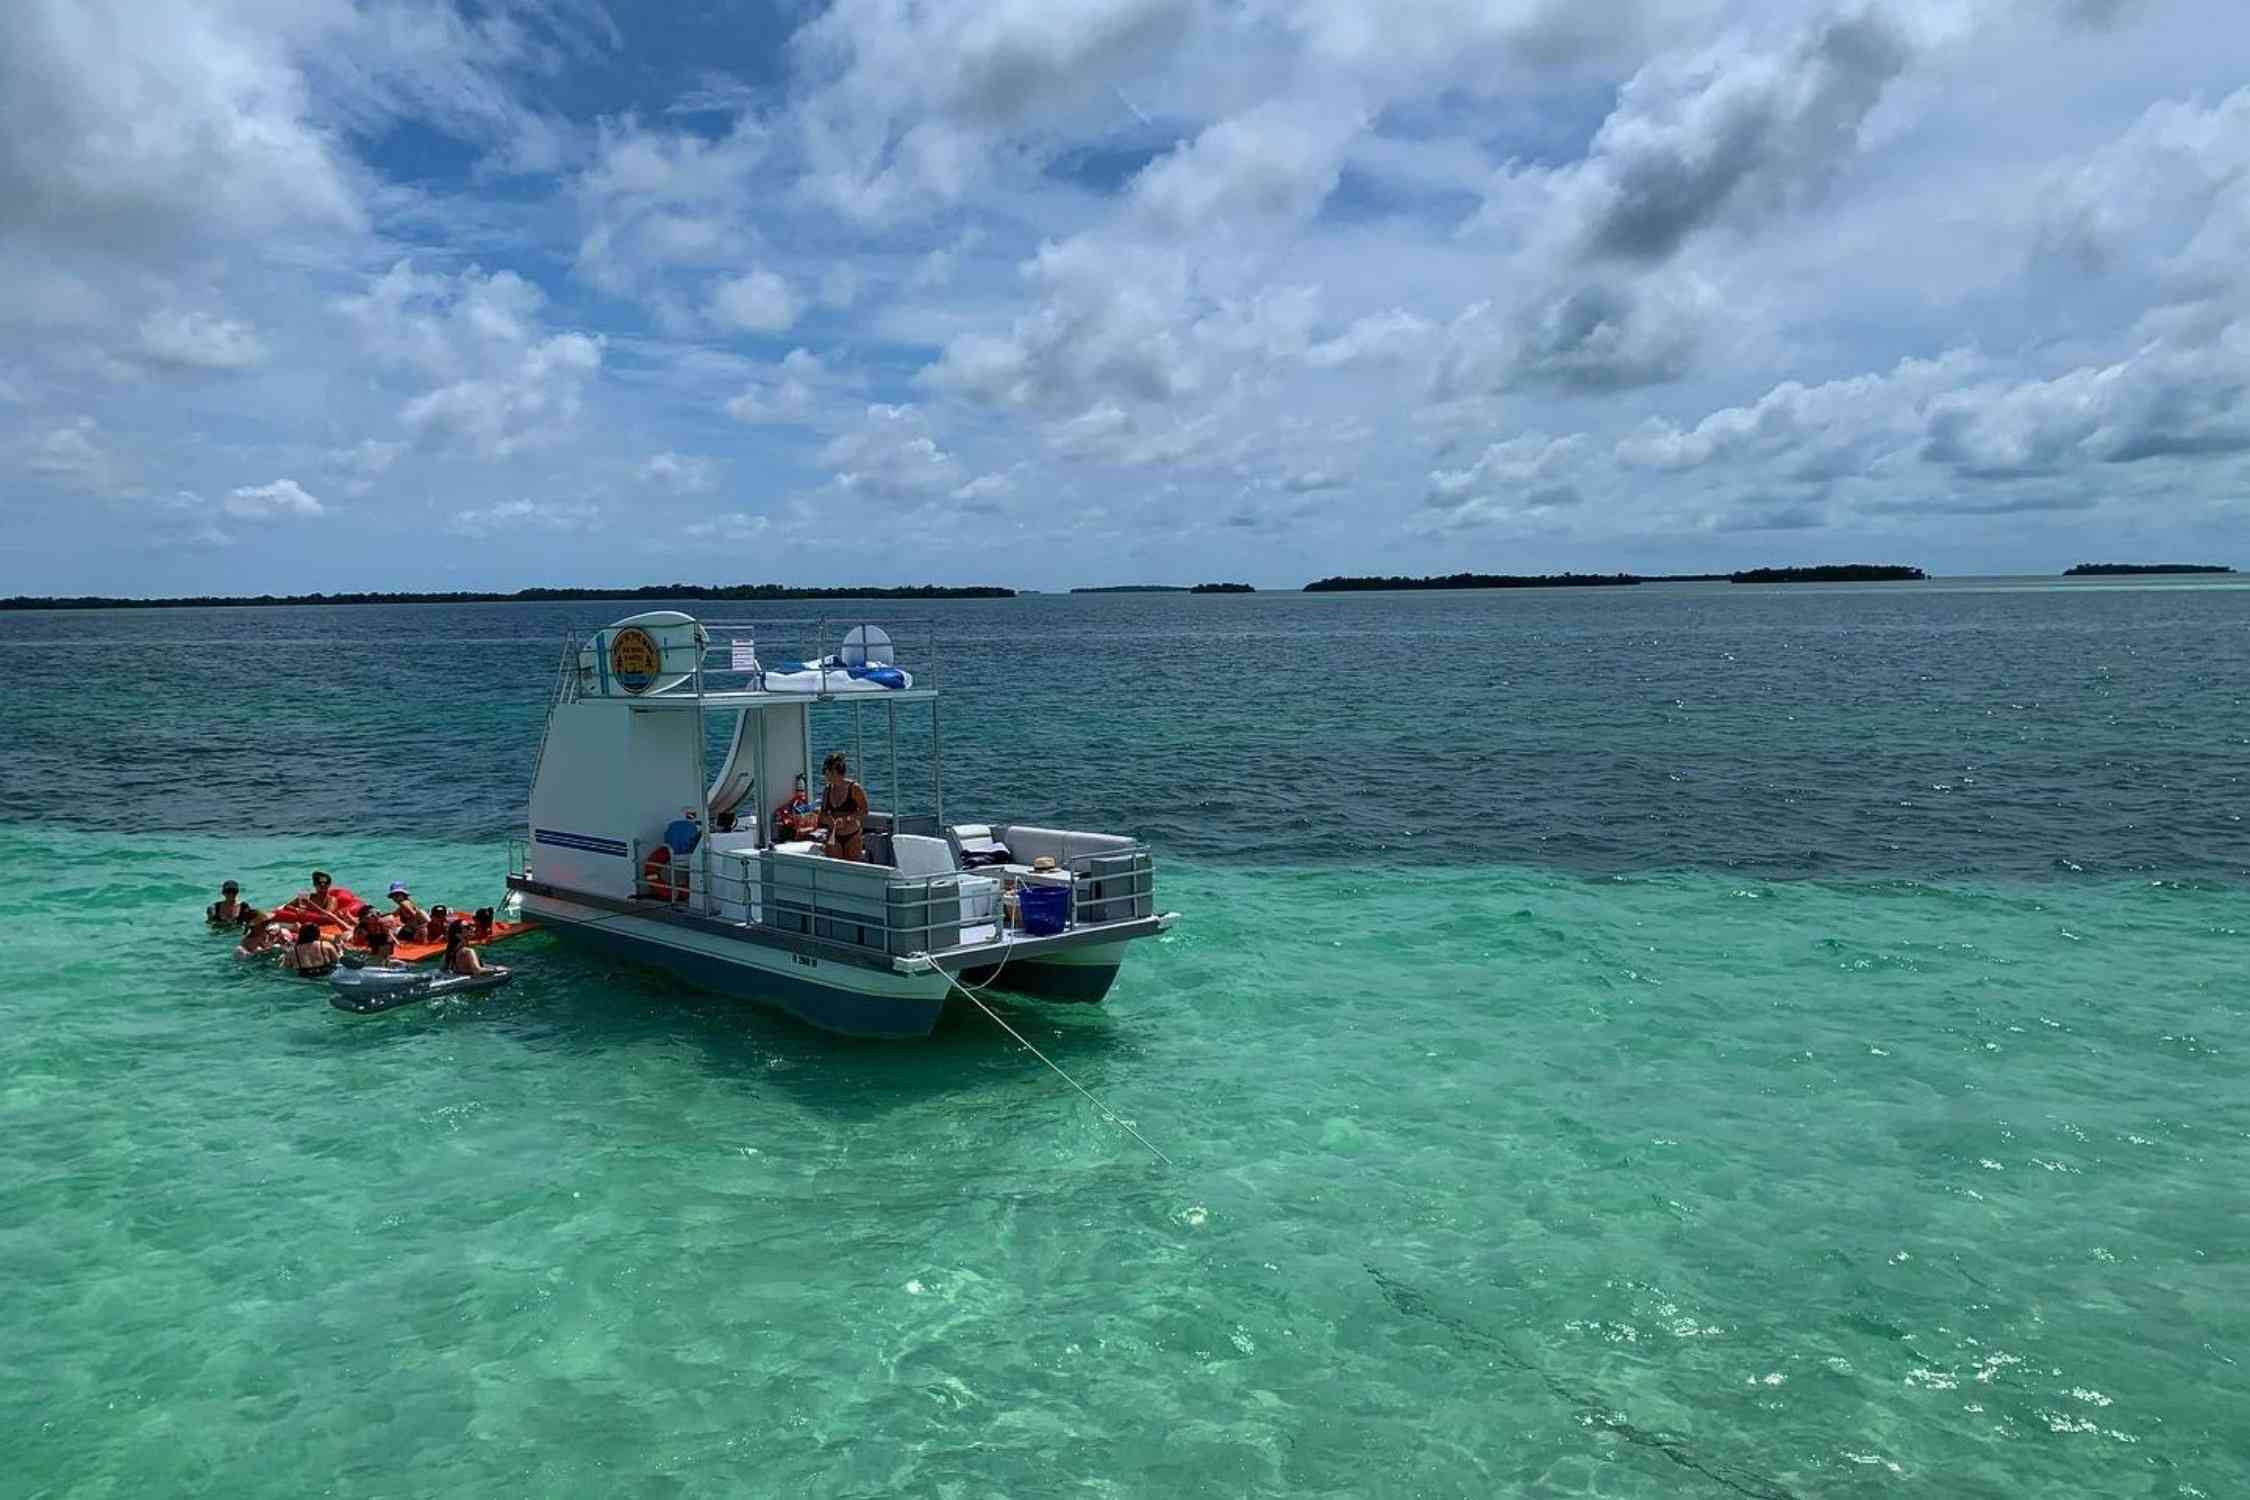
[{"x1": 207, "y1": 871, "x2": 495, "y2": 980}]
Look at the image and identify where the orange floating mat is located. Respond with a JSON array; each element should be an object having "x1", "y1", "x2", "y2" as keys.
[{"x1": 354, "y1": 920, "x2": 535, "y2": 963}]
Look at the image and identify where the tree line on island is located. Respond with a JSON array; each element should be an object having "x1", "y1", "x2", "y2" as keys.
[
  {"x1": 1068, "y1": 582, "x2": 1256, "y2": 593},
  {"x1": 1302, "y1": 565, "x2": 1927, "y2": 590},
  {"x1": 0, "y1": 582, "x2": 1019, "y2": 611},
  {"x1": 2063, "y1": 563, "x2": 2235, "y2": 576},
  {"x1": 6, "y1": 563, "x2": 2235, "y2": 611}
]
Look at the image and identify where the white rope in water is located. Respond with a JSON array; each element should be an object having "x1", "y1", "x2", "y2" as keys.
[{"x1": 938, "y1": 962, "x2": 1172, "y2": 1167}]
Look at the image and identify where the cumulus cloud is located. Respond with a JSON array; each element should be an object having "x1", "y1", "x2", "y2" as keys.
[
  {"x1": 1436, "y1": 274, "x2": 1714, "y2": 397},
  {"x1": 328, "y1": 438, "x2": 406, "y2": 478},
  {"x1": 922, "y1": 236, "x2": 1200, "y2": 408},
  {"x1": 448, "y1": 498, "x2": 602, "y2": 537},
  {"x1": 791, "y1": 0, "x2": 1199, "y2": 221},
  {"x1": 0, "y1": 0, "x2": 362, "y2": 249},
  {"x1": 1305, "y1": 310, "x2": 1434, "y2": 368},
  {"x1": 724, "y1": 347, "x2": 830, "y2": 423},
  {"x1": 136, "y1": 309, "x2": 269, "y2": 372},
  {"x1": 1922, "y1": 340, "x2": 2250, "y2": 478},
  {"x1": 1616, "y1": 351, "x2": 1978, "y2": 474},
  {"x1": 224, "y1": 478, "x2": 324, "y2": 518},
  {"x1": 24, "y1": 418, "x2": 117, "y2": 493},
  {"x1": 342, "y1": 261, "x2": 605, "y2": 459},
  {"x1": 1426, "y1": 433, "x2": 1588, "y2": 512},
  {"x1": 1130, "y1": 101, "x2": 1363, "y2": 234},
  {"x1": 818, "y1": 403, "x2": 967, "y2": 501},
  {"x1": 710, "y1": 268, "x2": 801, "y2": 333},
  {"x1": 1562, "y1": 13, "x2": 1910, "y2": 263},
  {"x1": 574, "y1": 114, "x2": 772, "y2": 303},
  {"x1": 639, "y1": 450, "x2": 720, "y2": 494}
]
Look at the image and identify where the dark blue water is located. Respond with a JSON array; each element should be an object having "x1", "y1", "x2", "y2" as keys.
[{"x1": 4, "y1": 580, "x2": 2243, "y2": 880}]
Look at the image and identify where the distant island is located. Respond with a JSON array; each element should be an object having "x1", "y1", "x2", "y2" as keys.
[
  {"x1": 2064, "y1": 563, "x2": 2235, "y2": 576},
  {"x1": 1305, "y1": 572, "x2": 1653, "y2": 591},
  {"x1": 1303, "y1": 565, "x2": 1927, "y2": 591},
  {"x1": 1727, "y1": 564, "x2": 1924, "y2": 583},
  {"x1": 1070, "y1": 585, "x2": 1189, "y2": 594},
  {"x1": 1190, "y1": 582, "x2": 1255, "y2": 593},
  {"x1": 0, "y1": 582, "x2": 1017, "y2": 611}
]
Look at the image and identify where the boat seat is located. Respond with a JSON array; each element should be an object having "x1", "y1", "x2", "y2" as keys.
[
  {"x1": 894, "y1": 834, "x2": 999, "y2": 925},
  {"x1": 948, "y1": 822, "x2": 1011, "y2": 868}
]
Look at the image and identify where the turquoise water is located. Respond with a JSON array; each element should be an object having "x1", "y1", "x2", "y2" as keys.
[{"x1": 4, "y1": 586, "x2": 2248, "y2": 1495}]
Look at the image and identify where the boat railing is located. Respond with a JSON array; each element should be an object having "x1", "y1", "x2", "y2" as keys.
[
  {"x1": 560, "y1": 615, "x2": 938, "y2": 702},
  {"x1": 692, "y1": 616, "x2": 938, "y2": 697},
  {"x1": 1056, "y1": 845, "x2": 1157, "y2": 926},
  {"x1": 634, "y1": 836, "x2": 1154, "y2": 959}
]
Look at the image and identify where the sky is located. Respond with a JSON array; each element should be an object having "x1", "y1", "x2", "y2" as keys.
[{"x1": 3, "y1": 0, "x2": 2248, "y2": 595}]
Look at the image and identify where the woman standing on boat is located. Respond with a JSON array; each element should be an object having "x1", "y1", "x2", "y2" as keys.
[{"x1": 814, "y1": 752, "x2": 868, "y2": 862}]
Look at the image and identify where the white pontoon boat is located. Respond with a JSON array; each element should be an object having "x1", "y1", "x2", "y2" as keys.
[{"x1": 506, "y1": 611, "x2": 1176, "y2": 1038}]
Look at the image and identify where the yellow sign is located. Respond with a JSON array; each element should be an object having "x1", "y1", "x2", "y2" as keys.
[{"x1": 609, "y1": 626, "x2": 663, "y2": 694}]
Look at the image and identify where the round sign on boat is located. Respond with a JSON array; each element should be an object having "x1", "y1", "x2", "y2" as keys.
[{"x1": 609, "y1": 626, "x2": 664, "y2": 694}]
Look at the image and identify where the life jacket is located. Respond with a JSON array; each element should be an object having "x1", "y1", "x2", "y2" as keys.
[{"x1": 642, "y1": 844, "x2": 682, "y2": 898}]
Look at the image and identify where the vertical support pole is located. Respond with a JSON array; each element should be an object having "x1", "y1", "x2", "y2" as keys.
[
  {"x1": 887, "y1": 700, "x2": 899, "y2": 829},
  {"x1": 931, "y1": 696, "x2": 944, "y2": 828}
]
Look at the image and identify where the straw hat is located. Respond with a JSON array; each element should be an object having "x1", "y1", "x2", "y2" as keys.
[{"x1": 1031, "y1": 855, "x2": 1058, "y2": 871}]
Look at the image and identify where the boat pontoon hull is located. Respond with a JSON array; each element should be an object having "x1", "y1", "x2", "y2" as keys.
[
  {"x1": 961, "y1": 940, "x2": 1127, "y2": 1004},
  {"x1": 524, "y1": 894, "x2": 952, "y2": 1039}
]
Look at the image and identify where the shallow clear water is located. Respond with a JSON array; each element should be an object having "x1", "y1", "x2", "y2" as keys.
[{"x1": 3, "y1": 585, "x2": 2247, "y2": 1496}]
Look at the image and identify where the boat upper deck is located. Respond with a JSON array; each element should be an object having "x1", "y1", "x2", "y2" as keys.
[{"x1": 563, "y1": 613, "x2": 943, "y2": 709}]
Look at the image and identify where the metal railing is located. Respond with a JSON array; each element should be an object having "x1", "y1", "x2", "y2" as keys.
[
  {"x1": 562, "y1": 616, "x2": 939, "y2": 702},
  {"x1": 1056, "y1": 846, "x2": 1157, "y2": 926}
]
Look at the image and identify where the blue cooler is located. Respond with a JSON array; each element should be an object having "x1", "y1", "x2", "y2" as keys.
[{"x1": 1018, "y1": 883, "x2": 1069, "y2": 936}]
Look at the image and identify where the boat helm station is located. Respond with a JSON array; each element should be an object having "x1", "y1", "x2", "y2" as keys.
[{"x1": 507, "y1": 610, "x2": 1176, "y2": 1038}]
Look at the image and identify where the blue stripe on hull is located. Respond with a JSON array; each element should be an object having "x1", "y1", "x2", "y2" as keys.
[{"x1": 542, "y1": 914, "x2": 946, "y2": 1039}]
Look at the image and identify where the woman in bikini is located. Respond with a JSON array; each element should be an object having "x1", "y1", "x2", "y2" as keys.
[
  {"x1": 386, "y1": 883, "x2": 427, "y2": 942},
  {"x1": 814, "y1": 752, "x2": 868, "y2": 862},
  {"x1": 436, "y1": 919, "x2": 489, "y2": 977},
  {"x1": 282, "y1": 922, "x2": 343, "y2": 978}
]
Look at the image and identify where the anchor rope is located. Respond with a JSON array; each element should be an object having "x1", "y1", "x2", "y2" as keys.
[{"x1": 936, "y1": 951, "x2": 1172, "y2": 1167}]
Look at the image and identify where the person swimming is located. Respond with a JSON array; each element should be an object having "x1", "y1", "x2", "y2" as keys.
[
  {"x1": 351, "y1": 904, "x2": 393, "y2": 950},
  {"x1": 295, "y1": 870, "x2": 357, "y2": 926},
  {"x1": 361, "y1": 922, "x2": 402, "y2": 969},
  {"x1": 436, "y1": 918, "x2": 489, "y2": 977},
  {"x1": 233, "y1": 910, "x2": 279, "y2": 958},
  {"x1": 282, "y1": 922, "x2": 342, "y2": 978},
  {"x1": 386, "y1": 883, "x2": 427, "y2": 942},
  {"x1": 207, "y1": 881, "x2": 247, "y2": 928}
]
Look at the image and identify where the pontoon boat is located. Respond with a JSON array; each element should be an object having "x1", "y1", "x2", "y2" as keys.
[{"x1": 506, "y1": 611, "x2": 1176, "y2": 1038}]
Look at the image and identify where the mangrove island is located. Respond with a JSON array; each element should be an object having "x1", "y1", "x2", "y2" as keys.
[
  {"x1": 0, "y1": 582, "x2": 1017, "y2": 611},
  {"x1": 2063, "y1": 563, "x2": 2235, "y2": 576},
  {"x1": 1726, "y1": 565, "x2": 1925, "y2": 583}
]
